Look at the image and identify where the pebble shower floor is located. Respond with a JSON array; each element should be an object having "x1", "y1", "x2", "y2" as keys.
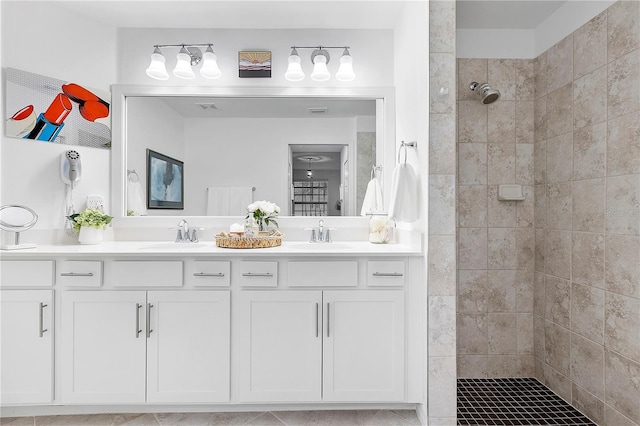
[{"x1": 457, "y1": 378, "x2": 596, "y2": 425}]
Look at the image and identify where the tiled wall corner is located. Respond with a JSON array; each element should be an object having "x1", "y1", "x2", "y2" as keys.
[
  {"x1": 534, "y1": 2, "x2": 640, "y2": 425},
  {"x1": 428, "y1": 0, "x2": 457, "y2": 424}
]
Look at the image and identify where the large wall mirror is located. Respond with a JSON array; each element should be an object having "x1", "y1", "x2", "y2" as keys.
[{"x1": 111, "y1": 86, "x2": 395, "y2": 220}]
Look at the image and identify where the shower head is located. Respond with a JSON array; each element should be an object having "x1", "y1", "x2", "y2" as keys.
[{"x1": 470, "y1": 82, "x2": 501, "y2": 104}]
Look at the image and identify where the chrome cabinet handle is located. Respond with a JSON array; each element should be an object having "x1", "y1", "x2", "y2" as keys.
[
  {"x1": 326, "y1": 303, "x2": 330, "y2": 338},
  {"x1": 372, "y1": 272, "x2": 404, "y2": 277},
  {"x1": 39, "y1": 303, "x2": 48, "y2": 337},
  {"x1": 315, "y1": 303, "x2": 319, "y2": 338},
  {"x1": 146, "y1": 303, "x2": 154, "y2": 338},
  {"x1": 60, "y1": 272, "x2": 94, "y2": 277},
  {"x1": 242, "y1": 272, "x2": 273, "y2": 277},
  {"x1": 193, "y1": 272, "x2": 225, "y2": 277},
  {"x1": 135, "y1": 303, "x2": 142, "y2": 338}
]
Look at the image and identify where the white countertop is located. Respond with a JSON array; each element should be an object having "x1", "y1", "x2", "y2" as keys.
[{"x1": 0, "y1": 240, "x2": 423, "y2": 257}]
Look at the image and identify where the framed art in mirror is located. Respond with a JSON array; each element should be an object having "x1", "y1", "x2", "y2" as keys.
[{"x1": 147, "y1": 149, "x2": 184, "y2": 209}]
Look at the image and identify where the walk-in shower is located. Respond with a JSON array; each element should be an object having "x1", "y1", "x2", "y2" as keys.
[{"x1": 469, "y1": 81, "x2": 500, "y2": 104}]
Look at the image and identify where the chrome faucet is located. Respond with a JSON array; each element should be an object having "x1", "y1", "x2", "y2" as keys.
[
  {"x1": 306, "y1": 219, "x2": 334, "y2": 243},
  {"x1": 174, "y1": 220, "x2": 199, "y2": 243}
]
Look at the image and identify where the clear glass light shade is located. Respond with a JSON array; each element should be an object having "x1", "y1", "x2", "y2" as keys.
[
  {"x1": 310, "y1": 54, "x2": 330, "y2": 81},
  {"x1": 200, "y1": 47, "x2": 222, "y2": 79},
  {"x1": 284, "y1": 53, "x2": 305, "y2": 81},
  {"x1": 336, "y1": 53, "x2": 355, "y2": 82},
  {"x1": 173, "y1": 48, "x2": 195, "y2": 79},
  {"x1": 306, "y1": 169, "x2": 313, "y2": 178},
  {"x1": 146, "y1": 48, "x2": 169, "y2": 80}
]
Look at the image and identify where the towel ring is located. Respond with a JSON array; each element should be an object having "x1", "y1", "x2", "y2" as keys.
[
  {"x1": 371, "y1": 165, "x2": 382, "y2": 180},
  {"x1": 127, "y1": 169, "x2": 140, "y2": 183},
  {"x1": 398, "y1": 141, "x2": 417, "y2": 164}
]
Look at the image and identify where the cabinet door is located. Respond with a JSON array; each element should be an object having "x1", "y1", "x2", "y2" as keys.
[
  {"x1": 323, "y1": 290, "x2": 405, "y2": 402},
  {"x1": 147, "y1": 291, "x2": 230, "y2": 403},
  {"x1": 0, "y1": 290, "x2": 53, "y2": 404},
  {"x1": 238, "y1": 291, "x2": 322, "y2": 402},
  {"x1": 61, "y1": 291, "x2": 146, "y2": 403}
]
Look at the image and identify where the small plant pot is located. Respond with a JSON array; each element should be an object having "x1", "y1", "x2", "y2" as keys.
[{"x1": 78, "y1": 227, "x2": 104, "y2": 245}]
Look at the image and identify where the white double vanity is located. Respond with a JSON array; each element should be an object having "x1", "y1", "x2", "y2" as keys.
[{"x1": 0, "y1": 240, "x2": 423, "y2": 415}]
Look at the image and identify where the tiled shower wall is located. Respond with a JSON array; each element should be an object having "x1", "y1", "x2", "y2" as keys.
[
  {"x1": 456, "y1": 58, "x2": 536, "y2": 377},
  {"x1": 456, "y1": 1, "x2": 639, "y2": 425},
  {"x1": 534, "y1": 2, "x2": 640, "y2": 425}
]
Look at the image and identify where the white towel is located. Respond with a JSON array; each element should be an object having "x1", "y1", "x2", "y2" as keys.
[
  {"x1": 388, "y1": 163, "x2": 418, "y2": 222},
  {"x1": 360, "y1": 177, "x2": 384, "y2": 216},
  {"x1": 127, "y1": 178, "x2": 146, "y2": 216},
  {"x1": 206, "y1": 186, "x2": 253, "y2": 216}
]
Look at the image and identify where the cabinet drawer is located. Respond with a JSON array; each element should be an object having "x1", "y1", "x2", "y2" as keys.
[
  {"x1": 238, "y1": 261, "x2": 277, "y2": 287},
  {"x1": 185, "y1": 261, "x2": 230, "y2": 287},
  {"x1": 58, "y1": 261, "x2": 102, "y2": 287},
  {"x1": 0, "y1": 260, "x2": 54, "y2": 287},
  {"x1": 107, "y1": 261, "x2": 183, "y2": 287},
  {"x1": 288, "y1": 261, "x2": 357, "y2": 287},
  {"x1": 366, "y1": 261, "x2": 405, "y2": 287}
]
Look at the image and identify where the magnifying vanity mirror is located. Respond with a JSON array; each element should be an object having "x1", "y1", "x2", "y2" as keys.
[
  {"x1": 0, "y1": 204, "x2": 38, "y2": 250},
  {"x1": 111, "y1": 86, "x2": 395, "y2": 221}
]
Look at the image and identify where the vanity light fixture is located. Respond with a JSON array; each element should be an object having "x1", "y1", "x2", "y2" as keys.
[
  {"x1": 145, "y1": 44, "x2": 222, "y2": 80},
  {"x1": 285, "y1": 46, "x2": 355, "y2": 82},
  {"x1": 306, "y1": 158, "x2": 314, "y2": 179}
]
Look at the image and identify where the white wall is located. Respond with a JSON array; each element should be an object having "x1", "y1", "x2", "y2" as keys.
[
  {"x1": 184, "y1": 117, "x2": 356, "y2": 215},
  {"x1": 1, "y1": 1, "x2": 116, "y2": 229},
  {"x1": 394, "y1": 1, "x2": 429, "y2": 229},
  {"x1": 126, "y1": 98, "x2": 185, "y2": 216},
  {"x1": 117, "y1": 28, "x2": 394, "y2": 87}
]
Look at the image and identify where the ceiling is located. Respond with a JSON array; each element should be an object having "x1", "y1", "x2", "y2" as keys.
[
  {"x1": 159, "y1": 97, "x2": 376, "y2": 118},
  {"x1": 456, "y1": 1, "x2": 567, "y2": 29},
  {"x1": 55, "y1": 1, "x2": 568, "y2": 31}
]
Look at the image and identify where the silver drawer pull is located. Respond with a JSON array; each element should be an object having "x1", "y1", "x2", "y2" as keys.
[
  {"x1": 193, "y1": 272, "x2": 225, "y2": 277},
  {"x1": 242, "y1": 272, "x2": 273, "y2": 277},
  {"x1": 39, "y1": 303, "x2": 48, "y2": 337},
  {"x1": 372, "y1": 272, "x2": 403, "y2": 277},
  {"x1": 60, "y1": 272, "x2": 94, "y2": 277}
]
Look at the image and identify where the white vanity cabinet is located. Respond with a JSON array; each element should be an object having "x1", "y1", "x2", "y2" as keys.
[
  {"x1": 61, "y1": 290, "x2": 230, "y2": 404},
  {"x1": 237, "y1": 289, "x2": 404, "y2": 403},
  {"x1": 0, "y1": 290, "x2": 53, "y2": 404}
]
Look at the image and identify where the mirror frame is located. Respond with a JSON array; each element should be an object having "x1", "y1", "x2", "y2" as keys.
[{"x1": 111, "y1": 85, "x2": 396, "y2": 222}]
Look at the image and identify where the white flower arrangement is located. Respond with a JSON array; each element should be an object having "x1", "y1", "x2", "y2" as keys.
[{"x1": 246, "y1": 200, "x2": 280, "y2": 230}]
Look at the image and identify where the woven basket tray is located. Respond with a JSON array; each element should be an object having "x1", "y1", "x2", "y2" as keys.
[{"x1": 215, "y1": 231, "x2": 282, "y2": 249}]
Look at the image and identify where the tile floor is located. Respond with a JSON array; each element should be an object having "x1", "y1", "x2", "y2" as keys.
[
  {"x1": 457, "y1": 378, "x2": 596, "y2": 425},
  {"x1": 0, "y1": 409, "x2": 421, "y2": 426}
]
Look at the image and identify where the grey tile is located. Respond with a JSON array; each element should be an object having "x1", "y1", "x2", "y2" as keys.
[
  {"x1": 244, "y1": 413, "x2": 285, "y2": 426},
  {"x1": 389, "y1": 411, "x2": 420, "y2": 426},
  {"x1": 605, "y1": 234, "x2": 640, "y2": 298},
  {"x1": 605, "y1": 350, "x2": 640, "y2": 422},
  {"x1": 605, "y1": 292, "x2": 640, "y2": 361},
  {"x1": 607, "y1": 0, "x2": 640, "y2": 61},
  {"x1": 574, "y1": 11, "x2": 607, "y2": 79},
  {"x1": 570, "y1": 333, "x2": 605, "y2": 399},
  {"x1": 156, "y1": 412, "x2": 263, "y2": 426},
  {"x1": 1, "y1": 418, "x2": 34, "y2": 426},
  {"x1": 273, "y1": 410, "x2": 378, "y2": 426},
  {"x1": 571, "y1": 282, "x2": 605, "y2": 344}
]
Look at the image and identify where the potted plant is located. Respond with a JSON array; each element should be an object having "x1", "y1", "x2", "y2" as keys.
[
  {"x1": 67, "y1": 209, "x2": 113, "y2": 244},
  {"x1": 246, "y1": 200, "x2": 280, "y2": 233}
]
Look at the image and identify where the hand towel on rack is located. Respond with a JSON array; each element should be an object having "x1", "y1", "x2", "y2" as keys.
[
  {"x1": 127, "y1": 174, "x2": 146, "y2": 216},
  {"x1": 360, "y1": 177, "x2": 384, "y2": 216},
  {"x1": 388, "y1": 163, "x2": 418, "y2": 222},
  {"x1": 206, "y1": 186, "x2": 253, "y2": 215}
]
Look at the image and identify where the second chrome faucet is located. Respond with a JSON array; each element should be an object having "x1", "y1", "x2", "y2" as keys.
[{"x1": 306, "y1": 219, "x2": 334, "y2": 243}]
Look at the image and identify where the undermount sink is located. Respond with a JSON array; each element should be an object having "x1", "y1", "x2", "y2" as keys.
[
  {"x1": 137, "y1": 242, "x2": 209, "y2": 251},
  {"x1": 289, "y1": 242, "x2": 353, "y2": 251}
]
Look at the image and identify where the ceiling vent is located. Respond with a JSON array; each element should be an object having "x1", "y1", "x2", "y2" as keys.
[
  {"x1": 307, "y1": 107, "x2": 328, "y2": 114},
  {"x1": 196, "y1": 103, "x2": 218, "y2": 110}
]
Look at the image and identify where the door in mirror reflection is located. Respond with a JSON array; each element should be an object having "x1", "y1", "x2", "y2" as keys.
[{"x1": 289, "y1": 145, "x2": 351, "y2": 216}]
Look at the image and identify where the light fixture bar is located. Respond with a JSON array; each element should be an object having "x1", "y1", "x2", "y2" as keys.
[
  {"x1": 153, "y1": 43, "x2": 214, "y2": 48},
  {"x1": 290, "y1": 46, "x2": 350, "y2": 50}
]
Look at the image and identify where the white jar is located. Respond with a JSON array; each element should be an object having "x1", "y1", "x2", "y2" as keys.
[{"x1": 368, "y1": 214, "x2": 392, "y2": 244}]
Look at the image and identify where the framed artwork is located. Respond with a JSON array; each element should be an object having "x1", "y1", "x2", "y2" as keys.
[
  {"x1": 5, "y1": 67, "x2": 111, "y2": 149},
  {"x1": 238, "y1": 51, "x2": 271, "y2": 78},
  {"x1": 146, "y1": 149, "x2": 184, "y2": 209}
]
